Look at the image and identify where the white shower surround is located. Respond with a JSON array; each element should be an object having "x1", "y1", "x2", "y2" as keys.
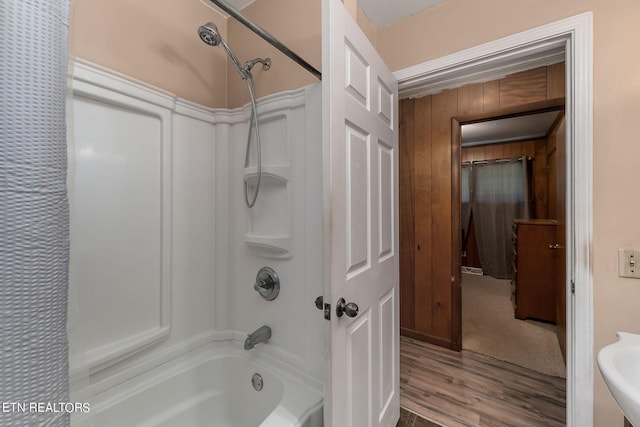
[
  {"x1": 68, "y1": 60, "x2": 324, "y2": 419},
  {"x1": 86, "y1": 343, "x2": 323, "y2": 426}
]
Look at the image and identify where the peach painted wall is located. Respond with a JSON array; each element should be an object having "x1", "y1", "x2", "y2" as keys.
[
  {"x1": 69, "y1": 0, "x2": 320, "y2": 109},
  {"x1": 376, "y1": 1, "x2": 592, "y2": 71},
  {"x1": 70, "y1": 0, "x2": 229, "y2": 107},
  {"x1": 356, "y1": 5, "x2": 377, "y2": 47},
  {"x1": 377, "y1": 1, "x2": 640, "y2": 425},
  {"x1": 226, "y1": 0, "x2": 321, "y2": 108}
]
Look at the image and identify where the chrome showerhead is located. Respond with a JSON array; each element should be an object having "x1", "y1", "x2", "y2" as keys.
[
  {"x1": 198, "y1": 22, "x2": 271, "y2": 82},
  {"x1": 198, "y1": 21, "x2": 246, "y2": 78},
  {"x1": 198, "y1": 22, "x2": 222, "y2": 47}
]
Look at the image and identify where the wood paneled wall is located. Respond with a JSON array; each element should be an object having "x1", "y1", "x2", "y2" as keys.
[
  {"x1": 462, "y1": 140, "x2": 537, "y2": 163},
  {"x1": 399, "y1": 64, "x2": 565, "y2": 349}
]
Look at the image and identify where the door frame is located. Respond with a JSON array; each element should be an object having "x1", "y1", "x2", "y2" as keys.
[
  {"x1": 451, "y1": 98, "x2": 566, "y2": 351},
  {"x1": 394, "y1": 13, "x2": 593, "y2": 427}
]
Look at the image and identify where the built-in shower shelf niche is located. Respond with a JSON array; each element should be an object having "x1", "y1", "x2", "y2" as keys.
[
  {"x1": 243, "y1": 164, "x2": 291, "y2": 258},
  {"x1": 244, "y1": 234, "x2": 291, "y2": 256},
  {"x1": 244, "y1": 165, "x2": 290, "y2": 183},
  {"x1": 238, "y1": 87, "x2": 309, "y2": 259}
]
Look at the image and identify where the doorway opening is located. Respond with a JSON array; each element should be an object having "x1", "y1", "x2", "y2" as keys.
[
  {"x1": 455, "y1": 102, "x2": 567, "y2": 380},
  {"x1": 396, "y1": 12, "x2": 593, "y2": 427},
  {"x1": 399, "y1": 68, "x2": 569, "y2": 426}
]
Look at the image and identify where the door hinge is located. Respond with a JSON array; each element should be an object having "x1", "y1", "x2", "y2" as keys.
[{"x1": 571, "y1": 279, "x2": 575, "y2": 294}]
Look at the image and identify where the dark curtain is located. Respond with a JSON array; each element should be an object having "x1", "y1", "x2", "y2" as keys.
[
  {"x1": 461, "y1": 164, "x2": 473, "y2": 244},
  {"x1": 471, "y1": 158, "x2": 533, "y2": 279}
]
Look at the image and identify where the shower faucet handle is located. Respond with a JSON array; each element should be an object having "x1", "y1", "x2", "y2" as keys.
[{"x1": 253, "y1": 267, "x2": 280, "y2": 301}]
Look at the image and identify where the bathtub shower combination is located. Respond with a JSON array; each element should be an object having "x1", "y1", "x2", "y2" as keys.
[
  {"x1": 67, "y1": 2, "x2": 324, "y2": 425},
  {"x1": 87, "y1": 345, "x2": 323, "y2": 427}
]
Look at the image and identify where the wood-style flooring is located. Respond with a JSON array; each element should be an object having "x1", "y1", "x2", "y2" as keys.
[
  {"x1": 398, "y1": 407, "x2": 441, "y2": 427},
  {"x1": 400, "y1": 336, "x2": 566, "y2": 427}
]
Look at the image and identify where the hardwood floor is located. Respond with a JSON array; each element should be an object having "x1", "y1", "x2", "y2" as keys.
[
  {"x1": 398, "y1": 407, "x2": 442, "y2": 427},
  {"x1": 400, "y1": 336, "x2": 566, "y2": 427}
]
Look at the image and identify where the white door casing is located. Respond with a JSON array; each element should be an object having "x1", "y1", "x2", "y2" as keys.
[
  {"x1": 393, "y1": 13, "x2": 593, "y2": 426},
  {"x1": 323, "y1": 0, "x2": 400, "y2": 425}
]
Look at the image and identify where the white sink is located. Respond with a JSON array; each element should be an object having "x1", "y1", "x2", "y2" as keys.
[{"x1": 598, "y1": 332, "x2": 640, "y2": 426}]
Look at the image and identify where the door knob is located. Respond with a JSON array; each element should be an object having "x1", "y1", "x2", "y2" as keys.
[
  {"x1": 549, "y1": 243, "x2": 562, "y2": 250},
  {"x1": 336, "y1": 297, "x2": 359, "y2": 318},
  {"x1": 314, "y1": 296, "x2": 323, "y2": 310}
]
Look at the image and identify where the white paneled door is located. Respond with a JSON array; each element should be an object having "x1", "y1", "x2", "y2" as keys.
[{"x1": 323, "y1": 0, "x2": 399, "y2": 425}]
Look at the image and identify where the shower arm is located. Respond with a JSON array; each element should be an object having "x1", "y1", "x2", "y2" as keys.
[
  {"x1": 243, "y1": 58, "x2": 271, "y2": 73},
  {"x1": 220, "y1": 39, "x2": 247, "y2": 79},
  {"x1": 206, "y1": 0, "x2": 322, "y2": 80}
]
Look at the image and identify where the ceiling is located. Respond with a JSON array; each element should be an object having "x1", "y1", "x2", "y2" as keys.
[
  {"x1": 461, "y1": 111, "x2": 562, "y2": 148},
  {"x1": 222, "y1": 0, "x2": 254, "y2": 11},
  {"x1": 358, "y1": 0, "x2": 445, "y2": 27},
  {"x1": 220, "y1": 0, "x2": 446, "y2": 27}
]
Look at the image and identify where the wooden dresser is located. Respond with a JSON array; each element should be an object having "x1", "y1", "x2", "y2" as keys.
[{"x1": 512, "y1": 219, "x2": 558, "y2": 323}]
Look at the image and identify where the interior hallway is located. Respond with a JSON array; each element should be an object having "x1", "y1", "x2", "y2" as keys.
[{"x1": 399, "y1": 336, "x2": 566, "y2": 426}]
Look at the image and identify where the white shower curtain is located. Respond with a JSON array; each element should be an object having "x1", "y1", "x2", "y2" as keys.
[{"x1": 0, "y1": 1, "x2": 70, "y2": 426}]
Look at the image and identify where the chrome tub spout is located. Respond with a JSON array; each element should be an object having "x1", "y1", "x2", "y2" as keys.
[{"x1": 244, "y1": 325, "x2": 271, "y2": 350}]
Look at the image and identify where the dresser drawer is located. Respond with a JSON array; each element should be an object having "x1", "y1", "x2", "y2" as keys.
[{"x1": 512, "y1": 219, "x2": 558, "y2": 323}]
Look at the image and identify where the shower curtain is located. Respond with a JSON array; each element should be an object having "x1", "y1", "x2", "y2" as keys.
[
  {"x1": 461, "y1": 164, "x2": 472, "y2": 244},
  {"x1": 0, "y1": 1, "x2": 70, "y2": 426},
  {"x1": 470, "y1": 158, "x2": 532, "y2": 279}
]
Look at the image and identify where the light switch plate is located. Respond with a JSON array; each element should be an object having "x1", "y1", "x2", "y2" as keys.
[{"x1": 618, "y1": 249, "x2": 640, "y2": 278}]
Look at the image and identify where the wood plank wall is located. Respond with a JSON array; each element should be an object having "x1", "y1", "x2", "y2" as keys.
[
  {"x1": 462, "y1": 140, "x2": 537, "y2": 162},
  {"x1": 399, "y1": 64, "x2": 565, "y2": 349}
]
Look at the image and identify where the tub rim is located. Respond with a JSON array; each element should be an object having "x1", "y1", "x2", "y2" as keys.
[{"x1": 77, "y1": 340, "x2": 323, "y2": 427}]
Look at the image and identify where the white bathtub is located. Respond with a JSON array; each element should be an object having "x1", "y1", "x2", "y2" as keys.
[{"x1": 81, "y1": 344, "x2": 323, "y2": 427}]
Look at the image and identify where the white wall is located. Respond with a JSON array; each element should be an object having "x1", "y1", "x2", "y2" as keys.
[{"x1": 68, "y1": 61, "x2": 324, "y2": 400}]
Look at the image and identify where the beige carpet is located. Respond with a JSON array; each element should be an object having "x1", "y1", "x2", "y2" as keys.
[{"x1": 461, "y1": 273, "x2": 566, "y2": 378}]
